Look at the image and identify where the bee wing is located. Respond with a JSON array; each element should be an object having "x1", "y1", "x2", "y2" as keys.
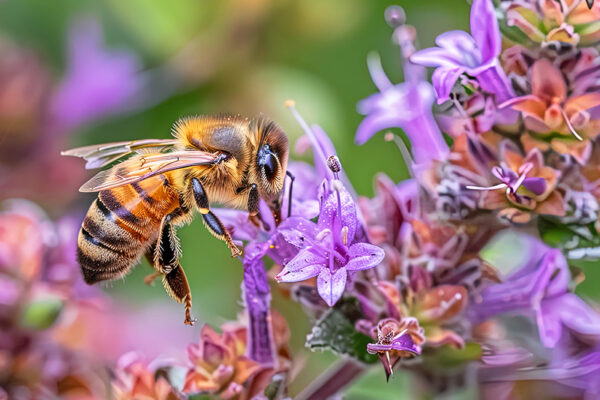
[
  {"x1": 61, "y1": 139, "x2": 179, "y2": 169},
  {"x1": 79, "y1": 150, "x2": 219, "y2": 192}
]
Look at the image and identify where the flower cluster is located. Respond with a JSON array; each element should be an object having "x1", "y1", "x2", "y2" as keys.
[
  {"x1": 0, "y1": 200, "x2": 108, "y2": 398},
  {"x1": 4, "y1": 0, "x2": 600, "y2": 398},
  {"x1": 347, "y1": 0, "x2": 600, "y2": 395}
]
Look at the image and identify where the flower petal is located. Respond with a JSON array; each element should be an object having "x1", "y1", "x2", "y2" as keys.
[
  {"x1": 317, "y1": 185, "x2": 357, "y2": 243},
  {"x1": 470, "y1": 0, "x2": 501, "y2": 62},
  {"x1": 346, "y1": 243, "x2": 385, "y2": 271},
  {"x1": 536, "y1": 301, "x2": 563, "y2": 348},
  {"x1": 435, "y1": 30, "x2": 479, "y2": 56},
  {"x1": 276, "y1": 248, "x2": 324, "y2": 283},
  {"x1": 531, "y1": 59, "x2": 566, "y2": 102},
  {"x1": 390, "y1": 333, "x2": 421, "y2": 354},
  {"x1": 432, "y1": 67, "x2": 464, "y2": 104},
  {"x1": 522, "y1": 177, "x2": 547, "y2": 196},
  {"x1": 411, "y1": 43, "x2": 466, "y2": 68},
  {"x1": 565, "y1": 92, "x2": 600, "y2": 114},
  {"x1": 355, "y1": 112, "x2": 412, "y2": 146},
  {"x1": 554, "y1": 294, "x2": 600, "y2": 343},
  {"x1": 317, "y1": 267, "x2": 347, "y2": 307}
]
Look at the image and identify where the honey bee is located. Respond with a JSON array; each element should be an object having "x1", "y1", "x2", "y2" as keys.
[{"x1": 62, "y1": 115, "x2": 290, "y2": 325}]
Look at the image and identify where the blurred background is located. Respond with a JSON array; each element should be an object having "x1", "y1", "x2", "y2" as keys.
[{"x1": 0, "y1": 0, "x2": 483, "y2": 397}]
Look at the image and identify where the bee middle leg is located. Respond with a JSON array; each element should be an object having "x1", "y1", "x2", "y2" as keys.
[
  {"x1": 150, "y1": 213, "x2": 195, "y2": 325},
  {"x1": 191, "y1": 177, "x2": 242, "y2": 257},
  {"x1": 143, "y1": 242, "x2": 162, "y2": 285}
]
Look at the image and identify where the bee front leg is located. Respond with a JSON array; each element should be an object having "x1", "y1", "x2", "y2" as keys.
[
  {"x1": 191, "y1": 177, "x2": 242, "y2": 257},
  {"x1": 247, "y1": 183, "x2": 259, "y2": 216},
  {"x1": 154, "y1": 213, "x2": 195, "y2": 326}
]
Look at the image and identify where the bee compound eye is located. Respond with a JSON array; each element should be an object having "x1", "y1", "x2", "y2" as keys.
[
  {"x1": 261, "y1": 153, "x2": 278, "y2": 181},
  {"x1": 257, "y1": 144, "x2": 279, "y2": 182}
]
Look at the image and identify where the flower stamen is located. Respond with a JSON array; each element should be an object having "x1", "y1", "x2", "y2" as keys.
[{"x1": 561, "y1": 108, "x2": 584, "y2": 141}]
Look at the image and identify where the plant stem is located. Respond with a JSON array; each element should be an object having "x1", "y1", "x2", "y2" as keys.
[{"x1": 295, "y1": 358, "x2": 366, "y2": 400}]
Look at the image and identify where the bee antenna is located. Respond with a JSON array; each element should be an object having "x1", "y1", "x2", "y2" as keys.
[{"x1": 286, "y1": 170, "x2": 295, "y2": 218}]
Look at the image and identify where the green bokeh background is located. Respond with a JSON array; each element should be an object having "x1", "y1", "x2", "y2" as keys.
[{"x1": 0, "y1": 0, "x2": 489, "y2": 397}]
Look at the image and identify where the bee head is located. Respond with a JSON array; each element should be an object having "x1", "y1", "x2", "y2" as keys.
[{"x1": 252, "y1": 117, "x2": 289, "y2": 199}]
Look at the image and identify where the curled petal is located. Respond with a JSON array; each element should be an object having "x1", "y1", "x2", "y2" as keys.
[
  {"x1": 435, "y1": 30, "x2": 479, "y2": 58},
  {"x1": 543, "y1": 293, "x2": 600, "y2": 345},
  {"x1": 411, "y1": 46, "x2": 465, "y2": 68},
  {"x1": 346, "y1": 243, "x2": 385, "y2": 271},
  {"x1": 317, "y1": 267, "x2": 347, "y2": 307},
  {"x1": 432, "y1": 67, "x2": 464, "y2": 104}
]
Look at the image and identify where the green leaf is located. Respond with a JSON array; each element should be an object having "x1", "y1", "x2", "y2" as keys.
[
  {"x1": 538, "y1": 217, "x2": 600, "y2": 260},
  {"x1": 20, "y1": 297, "x2": 63, "y2": 330},
  {"x1": 305, "y1": 308, "x2": 378, "y2": 364}
]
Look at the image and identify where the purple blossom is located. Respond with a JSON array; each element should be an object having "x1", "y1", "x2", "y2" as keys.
[
  {"x1": 356, "y1": 53, "x2": 449, "y2": 164},
  {"x1": 276, "y1": 183, "x2": 385, "y2": 306},
  {"x1": 51, "y1": 17, "x2": 143, "y2": 130},
  {"x1": 366, "y1": 332, "x2": 420, "y2": 355},
  {"x1": 242, "y1": 242, "x2": 276, "y2": 366},
  {"x1": 467, "y1": 162, "x2": 547, "y2": 196},
  {"x1": 410, "y1": 0, "x2": 514, "y2": 104},
  {"x1": 472, "y1": 234, "x2": 600, "y2": 348}
]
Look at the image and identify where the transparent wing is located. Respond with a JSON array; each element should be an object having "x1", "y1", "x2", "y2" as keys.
[
  {"x1": 61, "y1": 139, "x2": 179, "y2": 169},
  {"x1": 79, "y1": 150, "x2": 219, "y2": 192}
]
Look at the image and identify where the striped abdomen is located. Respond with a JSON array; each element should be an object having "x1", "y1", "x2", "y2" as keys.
[{"x1": 77, "y1": 175, "x2": 181, "y2": 284}]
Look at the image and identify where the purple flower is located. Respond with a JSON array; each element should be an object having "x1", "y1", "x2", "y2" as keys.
[
  {"x1": 356, "y1": 53, "x2": 449, "y2": 164},
  {"x1": 366, "y1": 332, "x2": 420, "y2": 355},
  {"x1": 411, "y1": 0, "x2": 514, "y2": 104},
  {"x1": 467, "y1": 161, "x2": 547, "y2": 196},
  {"x1": 472, "y1": 234, "x2": 600, "y2": 347},
  {"x1": 51, "y1": 17, "x2": 142, "y2": 130},
  {"x1": 242, "y1": 242, "x2": 276, "y2": 366},
  {"x1": 365, "y1": 317, "x2": 423, "y2": 380},
  {"x1": 275, "y1": 183, "x2": 385, "y2": 306}
]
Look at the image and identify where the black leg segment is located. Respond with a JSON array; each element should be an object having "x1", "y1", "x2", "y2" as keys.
[
  {"x1": 190, "y1": 177, "x2": 242, "y2": 257},
  {"x1": 247, "y1": 183, "x2": 260, "y2": 216}
]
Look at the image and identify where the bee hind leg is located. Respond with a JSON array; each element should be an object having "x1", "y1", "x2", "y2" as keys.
[
  {"x1": 191, "y1": 177, "x2": 242, "y2": 258},
  {"x1": 162, "y1": 265, "x2": 195, "y2": 326},
  {"x1": 152, "y1": 213, "x2": 195, "y2": 325}
]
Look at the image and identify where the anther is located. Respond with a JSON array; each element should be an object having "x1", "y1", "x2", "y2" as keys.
[
  {"x1": 384, "y1": 5, "x2": 406, "y2": 28},
  {"x1": 341, "y1": 226, "x2": 349, "y2": 246},
  {"x1": 316, "y1": 229, "x2": 331, "y2": 241},
  {"x1": 327, "y1": 155, "x2": 342, "y2": 174}
]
